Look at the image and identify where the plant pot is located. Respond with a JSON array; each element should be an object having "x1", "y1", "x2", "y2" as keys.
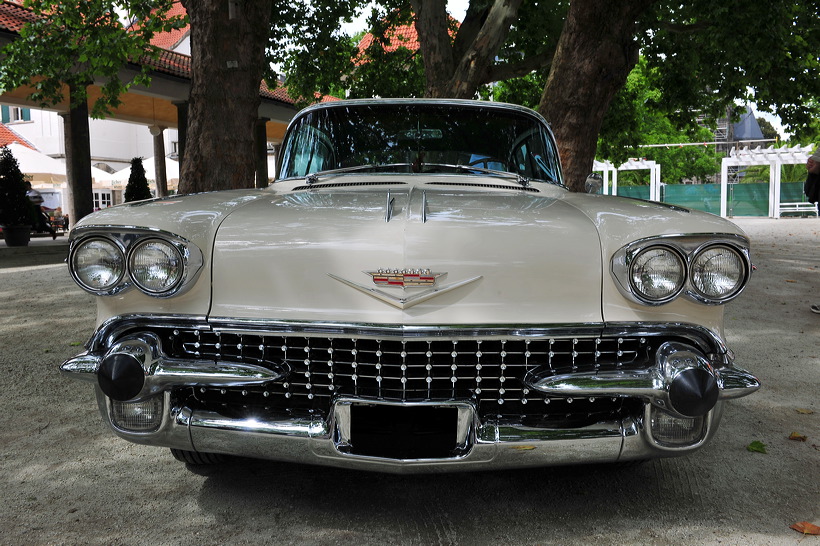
[{"x1": 1, "y1": 225, "x2": 31, "y2": 247}]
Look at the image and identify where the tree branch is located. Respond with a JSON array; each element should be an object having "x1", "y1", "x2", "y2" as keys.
[{"x1": 484, "y1": 50, "x2": 553, "y2": 84}]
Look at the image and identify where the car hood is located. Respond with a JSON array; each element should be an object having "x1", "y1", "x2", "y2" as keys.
[{"x1": 210, "y1": 181, "x2": 604, "y2": 325}]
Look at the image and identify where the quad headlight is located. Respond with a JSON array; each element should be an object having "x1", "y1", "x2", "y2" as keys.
[
  {"x1": 629, "y1": 246, "x2": 686, "y2": 303},
  {"x1": 70, "y1": 237, "x2": 126, "y2": 294},
  {"x1": 612, "y1": 235, "x2": 750, "y2": 306},
  {"x1": 690, "y1": 245, "x2": 746, "y2": 302},
  {"x1": 68, "y1": 228, "x2": 203, "y2": 298},
  {"x1": 128, "y1": 239, "x2": 184, "y2": 294}
]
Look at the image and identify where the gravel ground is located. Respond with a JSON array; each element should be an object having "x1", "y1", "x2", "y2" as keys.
[{"x1": 0, "y1": 218, "x2": 817, "y2": 545}]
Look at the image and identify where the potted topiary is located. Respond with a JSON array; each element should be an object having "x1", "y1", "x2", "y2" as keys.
[
  {"x1": 0, "y1": 146, "x2": 32, "y2": 246},
  {"x1": 124, "y1": 157, "x2": 153, "y2": 202}
]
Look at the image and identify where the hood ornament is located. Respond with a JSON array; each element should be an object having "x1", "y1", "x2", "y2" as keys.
[{"x1": 329, "y1": 268, "x2": 481, "y2": 310}]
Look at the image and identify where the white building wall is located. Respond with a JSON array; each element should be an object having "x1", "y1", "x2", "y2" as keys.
[{"x1": 7, "y1": 108, "x2": 179, "y2": 173}]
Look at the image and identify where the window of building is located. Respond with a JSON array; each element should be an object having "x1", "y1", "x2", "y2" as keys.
[
  {"x1": 1, "y1": 105, "x2": 31, "y2": 123},
  {"x1": 93, "y1": 190, "x2": 113, "y2": 210}
]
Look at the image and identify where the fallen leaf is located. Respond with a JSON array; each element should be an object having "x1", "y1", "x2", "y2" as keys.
[
  {"x1": 785, "y1": 279, "x2": 797, "y2": 283},
  {"x1": 788, "y1": 432, "x2": 808, "y2": 442},
  {"x1": 790, "y1": 521, "x2": 820, "y2": 535},
  {"x1": 510, "y1": 445, "x2": 536, "y2": 451},
  {"x1": 796, "y1": 408, "x2": 815, "y2": 415},
  {"x1": 746, "y1": 441, "x2": 767, "y2": 453}
]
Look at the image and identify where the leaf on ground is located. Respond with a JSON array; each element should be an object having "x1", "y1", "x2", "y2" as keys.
[
  {"x1": 796, "y1": 408, "x2": 815, "y2": 415},
  {"x1": 69, "y1": 341, "x2": 83, "y2": 347},
  {"x1": 785, "y1": 279, "x2": 798, "y2": 283},
  {"x1": 788, "y1": 432, "x2": 808, "y2": 442},
  {"x1": 746, "y1": 440, "x2": 767, "y2": 453},
  {"x1": 790, "y1": 521, "x2": 820, "y2": 535}
]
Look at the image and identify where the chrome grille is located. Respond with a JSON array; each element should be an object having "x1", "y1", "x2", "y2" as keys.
[{"x1": 155, "y1": 328, "x2": 656, "y2": 421}]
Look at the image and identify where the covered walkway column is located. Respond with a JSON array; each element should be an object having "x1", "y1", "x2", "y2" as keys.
[
  {"x1": 150, "y1": 125, "x2": 168, "y2": 197},
  {"x1": 254, "y1": 117, "x2": 269, "y2": 188},
  {"x1": 173, "y1": 100, "x2": 188, "y2": 166},
  {"x1": 60, "y1": 83, "x2": 94, "y2": 224}
]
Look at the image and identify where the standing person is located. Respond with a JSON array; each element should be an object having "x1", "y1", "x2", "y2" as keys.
[
  {"x1": 805, "y1": 152, "x2": 820, "y2": 314},
  {"x1": 24, "y1": 181, "x2": 57, "y2": 240}
]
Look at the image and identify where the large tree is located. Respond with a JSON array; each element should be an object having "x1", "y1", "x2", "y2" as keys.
[
  {"x1": 0, "y1": 1, "x2": 185, "y2": 221},
  {"x1": 284, "y1": 0, "x2": 820, "y2": 191},
  {"x1": 178, "y1": 0, "x2": 364, "y2": 193},
  {"x1": 177, "y1": 0, "x2": 272, "y2": 193}
]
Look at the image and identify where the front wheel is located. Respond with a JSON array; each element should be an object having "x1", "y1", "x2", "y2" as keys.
[{"x1": 170, "y1": 448, "x2": 226, "y2": 465}]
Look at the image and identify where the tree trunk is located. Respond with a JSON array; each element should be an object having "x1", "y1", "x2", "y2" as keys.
[
  {"x1": 539, "y1": 0, "x2": 656, "y2": 192},
  {"x1": 178, "y1": 0, "x2": 272, "y2": 194},
  {"x1": 412, "y1": 0, "x2": 523, "y2": 99},
  {"x1": 62, "y1": 84, "x2": 94, "y2": 224}
]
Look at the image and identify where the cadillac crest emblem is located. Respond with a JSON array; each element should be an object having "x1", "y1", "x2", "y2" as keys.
[{"x1": 367, "y1": 268, "x2": 444, "y2": 288}]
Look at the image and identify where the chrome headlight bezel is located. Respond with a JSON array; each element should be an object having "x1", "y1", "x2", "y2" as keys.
[
  {"x1": 611, "y1": 234, "x2": 751, "y2": 307},
  {"x1": 69, "y1": 236, "x2": 127, "y2": 296},
  {"x1": 627, "y1": 245, "x2": 687, "y2": 305},
  {"x1": 687, "y1": 244, "x2": 750, "y2": 304},
  {"x1": 127, "y1": 238, "x2": 186, "y2": 295},
  {"x1": 68, "y1": 227, "x2": 204, "y2": 298}
]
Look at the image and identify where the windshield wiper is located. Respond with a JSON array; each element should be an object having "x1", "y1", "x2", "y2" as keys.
[
  {"x1": 449, "y1": 163, "x2": 564, "y2": 188},
  {"x1": 305, "y1": 163, "x2": 414, "y2": 184},
  {"x1": 420, "y1": 163, "x2": 540, "y2": 188}
]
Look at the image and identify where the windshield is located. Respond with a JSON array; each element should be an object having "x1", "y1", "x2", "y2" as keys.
[{"x1": 278, "y1": 102, "x2": 563, "y2": 185}]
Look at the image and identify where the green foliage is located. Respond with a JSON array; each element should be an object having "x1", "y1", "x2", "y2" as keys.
[
  {"x1": 641, "y1": 0, "x2": 820, "y2": 138},
  {"x1": 0, "y1": 147, "x2": 33, "y2": 226},
  {"x1": 484, "y1": 72, "x2": 546, "y2": 109},
  {"x1": 266, "y1": 0, "x2": 367, "y2": 106},
  {"x1": 346, "y1": 8, "x2": 426, "y2": 99},
  {"x1": 598, "y1": 58, "x2": 722, "y2": 185},
  {"x1": 124, "y1": 157, "x2": 152, "y2": 202},
  {"x1": 0, "y1": 1, "x2": 187, "y2": 118},
  {"x1": 756, "y1": 118, "x2": 780, "y2": 142}
]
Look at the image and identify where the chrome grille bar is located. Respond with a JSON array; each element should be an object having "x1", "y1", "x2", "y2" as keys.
[{"x1": 161, "y1": 329, "x2": 656, "y2": 415}]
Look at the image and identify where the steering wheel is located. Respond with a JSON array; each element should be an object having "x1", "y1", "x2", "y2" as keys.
[{"x1": 467, "y1": 156, "x2": 507, "y2": 170}]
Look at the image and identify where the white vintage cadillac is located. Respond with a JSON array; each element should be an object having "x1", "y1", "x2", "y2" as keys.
[{"x1": 63, "y1": 99, "x2": 759, "y2": 472}]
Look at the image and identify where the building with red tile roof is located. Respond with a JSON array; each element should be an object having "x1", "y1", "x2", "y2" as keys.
[
  {"x1": 357, "y1": 22, "x2": 420, "y2": 56},
  {"x1": 0, "y1": 122, "x2": 35, "y2": 149}
]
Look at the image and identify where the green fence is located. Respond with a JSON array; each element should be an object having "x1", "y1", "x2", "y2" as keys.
[{"x1": 611, "y1": 181, "x2": 808, "y2": 217}]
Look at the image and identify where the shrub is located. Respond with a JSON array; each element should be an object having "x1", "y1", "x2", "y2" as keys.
[
  {"x1": 0, "y1": 146, "x2": 33, "y2": 226},
  {"x1": 124, "y1": 157, "x2": 153, "y2": 202}
]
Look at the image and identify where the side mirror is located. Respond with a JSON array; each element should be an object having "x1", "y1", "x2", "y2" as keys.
[{"x1": 585, "y1": 173, "x2": 603, "y2": 194}]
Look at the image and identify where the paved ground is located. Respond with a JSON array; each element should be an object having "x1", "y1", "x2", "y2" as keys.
[{"x1": 0, "y1": 219, "x2": 817, "y2": 545}]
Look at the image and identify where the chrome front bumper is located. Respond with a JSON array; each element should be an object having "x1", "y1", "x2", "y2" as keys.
[
  {"x1": 64, "y1": 318, "x2": 760, "y2": 472},
  {"x1": 92, "y1": 387, "x2": 730, "y2": 473}
]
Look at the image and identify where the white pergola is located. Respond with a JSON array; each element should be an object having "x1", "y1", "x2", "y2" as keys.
[
  {"x1": 593, "y1": 158, "x2": 662, "y2": 201},
  {"x1": 719, "y1": 144, "x2": 814, "y2": 218}
]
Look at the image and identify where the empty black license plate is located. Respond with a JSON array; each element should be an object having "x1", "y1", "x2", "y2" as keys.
[{"x1": 350, "y1": 404, "x2": 458, "y2": 459}]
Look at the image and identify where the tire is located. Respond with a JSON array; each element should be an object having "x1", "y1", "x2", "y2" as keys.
[{"x1": 170, "y1": 448, "x2": 226, "y2": 465}]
